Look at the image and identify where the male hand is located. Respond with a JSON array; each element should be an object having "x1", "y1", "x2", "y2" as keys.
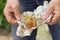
[
  {"x1": 4, "y1": 0, "x2": 20, "y2": 24},
  {"x1": 42, "y1": 0, "x2": 60, "y2": 25}
]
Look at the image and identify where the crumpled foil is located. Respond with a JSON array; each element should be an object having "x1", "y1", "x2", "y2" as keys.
[{"x1": 16, "y1": 1, "x2": 53, "y2": 37}]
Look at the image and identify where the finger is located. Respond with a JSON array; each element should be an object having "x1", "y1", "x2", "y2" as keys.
[
  {"x1": 12, "y1": 5, "x2": 21, "y2": 21},
  {"x1": 48, "y1": 11, "x2": 60, "y2": 25},
  {"x1": 42, "y1": 0, "x2": 55, "y2": 20},
  {"x1": 4, "y1": 9, "x2": 16, "y2": 24}
]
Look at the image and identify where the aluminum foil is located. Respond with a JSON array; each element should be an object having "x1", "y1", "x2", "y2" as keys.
[{"x1": 16, "y1": 1, "x2": 53, "y2": 37}]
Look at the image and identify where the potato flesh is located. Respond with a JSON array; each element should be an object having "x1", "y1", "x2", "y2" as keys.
[{"x1": 25, "y1": 16, "x2": 36, "y2": 29}]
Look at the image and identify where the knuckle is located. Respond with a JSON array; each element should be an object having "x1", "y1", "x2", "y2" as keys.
[
  {"x1": 4, "y1": 9, "x2": 6, "y2": 13},
  {"x1": 12, "y1": 4, "x2": 19, "y2": 10},
  {"x1": 49, "y1": 23, "x2": 54, "y2": 25},
  {"x1": 3, "y1": 7, "x2": 7, "y2": 14},
  {"x1": 12, "y1": 6, "x2": 17, "y2": 10},
  {"x1": 3, "y1": 9, "x2": 6, "y2": 16},
  {"x1": 57, "y1": 14, "x2": 60, "y2": 17},
  {"x1": 12, "y1": 4, "x2": 17, "y2": 8},
  {"x1": 50, "y1": 23, "x2": 54, "y2": 25},
  {"x1": 8, "y1": 20, "x2": 10, "y2": 23},
  {"x1": 7, "y1": 19, "x2": 11, "y2": 24},
  {"x1": 8, "y1": 21, "x2": 12, "y2": 24},
  {"x1": 4, "y1": 8, "x2": 6, "y2": 12}
]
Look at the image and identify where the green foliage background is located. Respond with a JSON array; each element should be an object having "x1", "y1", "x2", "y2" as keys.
[{"x1": 0, "y1": 0, "x2": 11, "y2": 31}]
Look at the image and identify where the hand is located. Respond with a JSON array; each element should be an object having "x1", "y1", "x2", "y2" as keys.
[
  {"x1": 4, "y1": 0, "x2": 21, "y2": 24},
  {"x1": 42, "y1": 0, "x2": 60, "y2": 25}
]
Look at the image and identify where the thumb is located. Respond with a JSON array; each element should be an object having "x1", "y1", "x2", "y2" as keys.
[
  {"x1": 42, "y1": 0, "x2": 54, "y2": 20},
  {"x1": 13, "y1": 6, "x2": 21, "y2": 21}
]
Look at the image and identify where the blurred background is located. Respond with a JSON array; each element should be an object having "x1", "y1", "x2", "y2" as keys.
[
  {"x1": 0, "y1": 0, "x2": 52, "y2": 40},
  {"x1": 0, "y1": 0, "x2": 11, "y2": 32},
  {"x1": 0, "y1": 0, "x2": 12, "y2": 40}
]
